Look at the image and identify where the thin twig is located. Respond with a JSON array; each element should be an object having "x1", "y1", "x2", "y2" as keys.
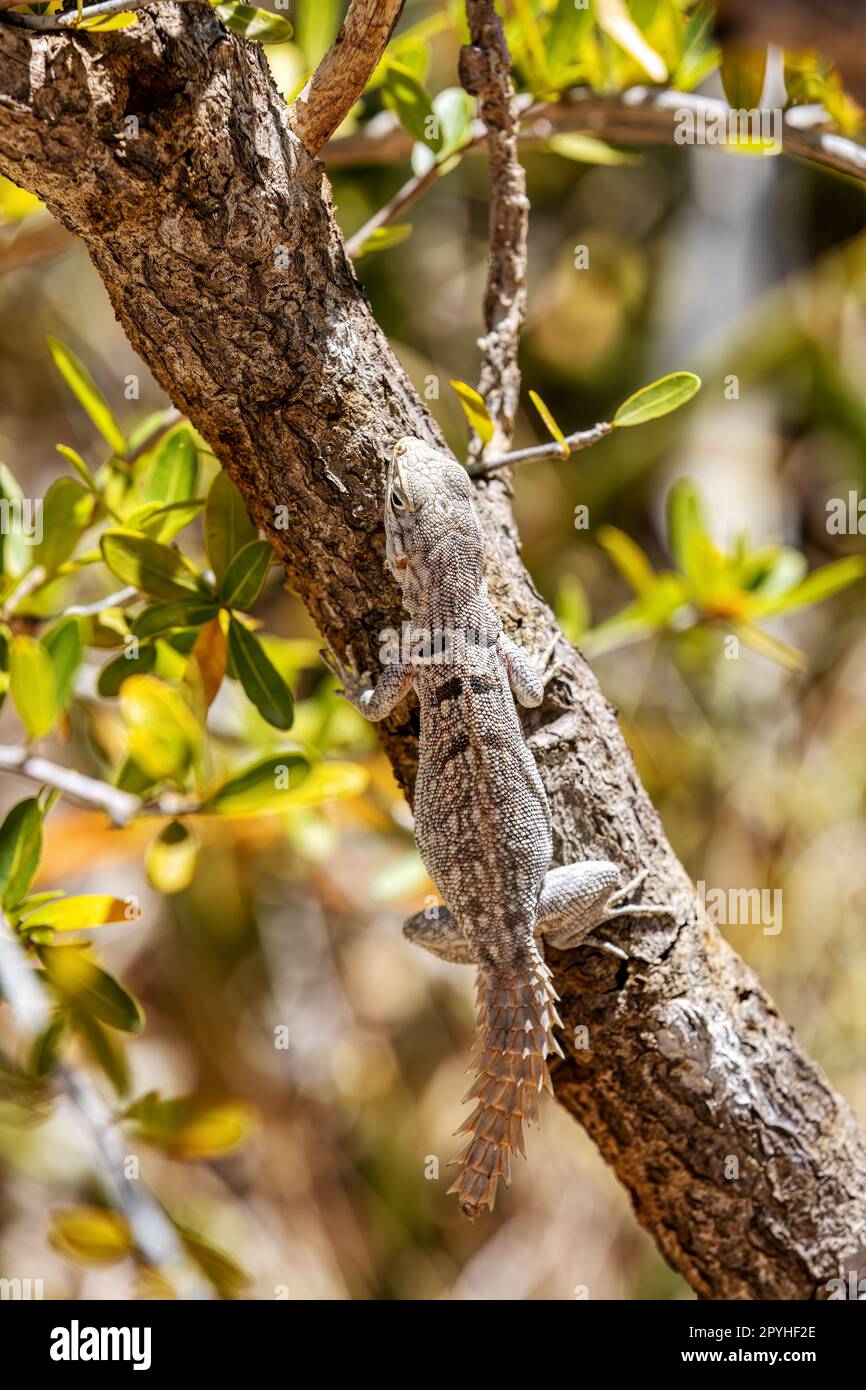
[
  {"x1": 0, "y1": 0, "x2": 149, "y2": 30},
  {"x1": 466, "y1": 421, "x2": 613, "y2": 476},
  {"x1": 461, "y1": 0, "x2": 529, "y2": 460},
  {"x1": 61, "y1": 584, "x2": 138, "y2": 617},
  {"x1": 346, "y1": 157, "x2": 454, "y2": 260},
  {"x1": 287, "y1": 0, "x2": 405, "y2": 157}
]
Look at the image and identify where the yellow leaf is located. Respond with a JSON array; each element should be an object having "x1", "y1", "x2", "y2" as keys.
[
  {"x1": 594, "y1": 0, "x2": 668, "y2": 84},
  {"x1": 450, "y1": 379, "x2": 495, "y2": 445},
  {"x1": 529, "y1": 390, "x2": 569, "y2": 455},
  {"x1": 49, "y1": 1208, "x2": 133, "y2": 1266},
  {"x1": 21, "y1": 895, "x2": 135, "y2": 933}
]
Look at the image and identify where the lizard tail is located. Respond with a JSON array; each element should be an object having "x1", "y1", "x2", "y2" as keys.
[{"x1": 447, "y1": 947, "x2": 563, "y2": 1221}]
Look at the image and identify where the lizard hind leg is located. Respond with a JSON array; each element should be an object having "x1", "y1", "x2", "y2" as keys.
[
  {"x1": 402, "y1": 906, "x2": 476, "y2": 965},
  {"x1": 447, "y1": 947, "x2": 563, "y2": 1221}
]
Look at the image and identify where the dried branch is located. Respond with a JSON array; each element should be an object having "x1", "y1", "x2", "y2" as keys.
[
  {"x1": 0, "y1": 746, "x2": 143, "y2": 824},
  {"x1": 287, "y1": 0, "x2": 405, "y2": 157},
  {"x1": 460, "y1": 0, "x2": 528, "y2": 458}
]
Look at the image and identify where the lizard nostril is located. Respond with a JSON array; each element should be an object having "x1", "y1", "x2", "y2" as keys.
[{"x1": 395, "y1": 442, "x2": 406, "y2": 456}]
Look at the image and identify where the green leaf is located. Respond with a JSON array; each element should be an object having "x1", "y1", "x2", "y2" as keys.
[
  {"x1": 124, "y1": 498, "x2": 205, "y2": 543},
  {"x1": 730, "y1": 622, "x2": 805, "y2": 673},
  {"x1": 673, "y1": 2, "x2": 719, "y2": 92},
  {"x1": 450, "y1": 379, "x2": 495, "y2": 445},
  {"x1": 719, "y1": 46, "x2": 767, "y2": 111},
  {"x1": 613, "y1": 372, "x2": 701, "y2": 428},
  {"x1": 204, "y1": 471, "x2": 257, "y2": 587},
  {"x1": 547, "y1": 132, "x2": 638, "y2": 166},
  {"x1": 383, "y1": 61, "x2": 441, "y2": 150},
  {"x1": 73, "y1": 1011, "x2": 130, "y2": 1096},
  {"x1": 529, "y1": 389, "x2": 569, "y2": 454},
  {"x1": 353, "y1": 224, "x2": 413, "y2": 260},
  {"x1": 100, "y1": 529, "x2": 206, "y2": 599},
  {"x1": 228, "y1": 618, "x2": 294, "y2": 730},
  {"x1": 219, "y1": 539, "x2": 273, "y2": 610},
  {"x1": 41, "y1": 948, "x2": 143, "y2": 1033},
  {"x1": 545, "y1": 0, "x2": 594, "y2": 80},
  {"x1": 133, "y1": 597, "x2": 220, "y2": 640},
  {"x1": 213, "y1": 2, "x2": 293, "y2": 44},
  {"x1": 32, "y1": 478, "x2": 94, "y2": 574},
  {"x1": 177, "y1": 1226, "x2": 250, "y2": 1300},
  {"x1": 10, "y1": 636, "x2": 58, "y2": 739},
  {"x1": 97, "y1": 643, "x2": 157, "y2": 697},
  {"x1": 597, "y1": 525, "x2": 656, "y2": 597},
  {"x1": 30, "y1": 1014, "x2": 66, "y2": 1079},
  {"x1": 201, "y1": 753, "x2": 310, "y2": 816},
  {"x1": 432, "y1": 86, "x2": 474, "y2": 161},
  {"x1": 0, "y1": 798, "x2": 43, "y2": 911},
  {"x1": 750, "y1": 556, "x2": 866, "y2": 618},
  {"x1": 146, "y1": 820, "x2": 198, "y2": 895},
  {"x1": 124, "y1": 1092, "x2": 256, "y2": 1160},
  {"x1": 666, "y1": 478, "x2": 713, "y2": 588},
  {"x1": 145, "y1": 428, "x2": 199, "y2": 506},
  {"x1": 47, "y1": 338, "x2": 126, "y2": 458},
  {"x1": 43, "y1": 616, "x2": 82, "y2": 707}
]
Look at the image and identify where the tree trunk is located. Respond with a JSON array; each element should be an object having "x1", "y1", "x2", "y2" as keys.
[{"x1": 1, "y1": 3, "x2": 864, "y2": 1299}]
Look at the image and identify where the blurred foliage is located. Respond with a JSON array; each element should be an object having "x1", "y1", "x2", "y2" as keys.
[{"x1": 0, "y1": 0, "x2": 865, "y2": 1302}]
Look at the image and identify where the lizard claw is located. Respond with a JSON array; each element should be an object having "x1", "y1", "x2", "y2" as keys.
[{"x1": 320, "y1": 645, "x2": 373, "y2": 711}]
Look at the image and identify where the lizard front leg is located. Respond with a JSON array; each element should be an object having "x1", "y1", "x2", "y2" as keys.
[
  {"x1": 402, "y1": 905, "x2": 476, "y2": 964},
  {"x1": 537, "y1": 862, "x2": 680, "y2": 953},
  {"x1": 322, "y1": 648, "x2": 413, "y2": 721},
  {"x1": 498, "y1": 631, "x2": 545, "y2": 708}
]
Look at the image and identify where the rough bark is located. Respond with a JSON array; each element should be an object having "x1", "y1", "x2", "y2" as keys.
[{"x1": 0, "y1": 4, "x2": 864, "y2": 1299}]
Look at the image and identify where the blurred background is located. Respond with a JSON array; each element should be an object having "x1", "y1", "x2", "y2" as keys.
[{"x1": 1, "y1": 0, "x2": 865, "y2": 1299}]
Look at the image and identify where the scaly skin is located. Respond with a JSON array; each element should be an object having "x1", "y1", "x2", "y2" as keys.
[{"x1": 326, "y1": 437, "x2": 674, "y2": 1219}]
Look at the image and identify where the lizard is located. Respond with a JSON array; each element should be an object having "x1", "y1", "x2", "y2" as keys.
[{"x1": 324, "y1": 436, "x2": 676, "y2": 1221}]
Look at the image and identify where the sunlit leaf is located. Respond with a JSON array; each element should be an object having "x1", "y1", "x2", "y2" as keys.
[
  {"x1": 124, "y1": 1092, "x2": 257, "y2": 1160},
  {"x1": 593, "y1": 0, "x2": 668, "y2": 83},
  {"x1": 750, "y1": 556, "x2": 866, "y2": 618},
  {"x1": 145, "y1": 428, "x2": 199, "y2": 506},
  {"x1": 30, "y1": 1014, "x2": 66, "y2": 1079},
  {"x1": 125, "y1": 498, "x2": 206, "y2": 544},
  {"x1": 597, "y1": 525, "x2": 656, "y2": 597},
  {"x1": 433, "y1": 86, "x2": 474, "y2": 160},
  {"x1": 0, "y1": 798, "x2": 42, "y2": 911},
  {"x1": 545, "y1": 0, "x2": 594, "y2": 81},
  {"x1": 673, "y1": 2, "x2": 719, "y2": 92},
  {"x1": 177, "y1": 1226, "x2": 250, "y2": 1300},
  {"x1": 613, "y1": 372, "x2": 701, "y2": 428},
  {"x1": 100, "y1": 529, "x2": 206, "y2": 599},
  {"x1": 76, "y1": 11, "x2": 138, "y2": 29},
  {"x1": 228, "y1": 617, "x2": 294, "y2": 729},
  {"x1": 49, "y1": 1208, "x2": 133, "y2": 1266},
  {"x1": 10, "y1": 636, "x2": 58, "y2": 739},
  {"x1": 213, "y1": 2, "x2": 293, "y2": 44},
  {"x1": 353, "y1": 224, "x2": 413, "y2": 260},
  {"x1": 20, "y1": 895, "x2": 135, "y2": 934},
  {"x1": 450, "y1": 379, "x2": 494, "y2": 445},
  {"x1": 33, "y1": 479, "x2": 94, "y2": 574},
  {"x1": 119, "y1": 674, "x2": 200, "y2": 782},
  {"x1": 185, "y1": 617, "x2": 227, "y2": 715},
  {"x1": 47, "y1": 338, "x2": 126, "y2": 458},
  {"x1": 219, "y1": 539, "x2": 273, "y2": 610},
  {"x1": 205, "y1": 471, "x2": 257, "y2": 587},
  {"x1": 730, "y1": 622, "x2": 805, "y2": 672},
  {"x1": 146, "y1": 820, "x2": 198, "y2": 895},
  {"x1": 201, "y1": 752, "x2": 310, "y2": 816},
  {"x1": 547, "y1": 132, "x2": 638, "y2": 166},
  {"x1": 529, "y1": 389, "x2": 569, "y2": 454}
]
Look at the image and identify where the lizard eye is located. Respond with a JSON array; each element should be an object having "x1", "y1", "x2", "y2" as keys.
[{"x1": 390, "y1": 484, "x2": 408, "y2": 512}]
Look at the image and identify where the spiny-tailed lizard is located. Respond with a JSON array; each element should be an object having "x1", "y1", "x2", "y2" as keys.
[{"x1": 325, "y1": 437, "x2": 675, "y2": 1221}]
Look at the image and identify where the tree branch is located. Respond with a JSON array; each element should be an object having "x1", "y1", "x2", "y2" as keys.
[
  {"x1": 286, "y1": 0, "x2": 405, "y2": 156},
  {"x1": 1, "y1": 4, "x2": 864, "y2": 1298},
  {"x1": 460, "y1": 0, "x2": 528, "y2": 457}
]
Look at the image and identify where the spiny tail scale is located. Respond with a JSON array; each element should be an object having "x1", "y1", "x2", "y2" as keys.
[{"x1": 447, "y1": 945, "x2": 564, "y2": 1220}]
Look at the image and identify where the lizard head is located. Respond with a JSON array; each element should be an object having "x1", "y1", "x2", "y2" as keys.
[{"x1": 385, "y1": 437, "x2": 484, "y2": 606}]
